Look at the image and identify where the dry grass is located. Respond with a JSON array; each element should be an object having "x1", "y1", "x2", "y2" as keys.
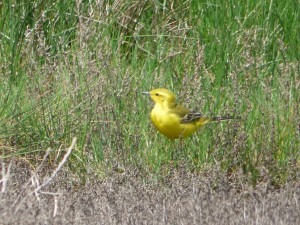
[{"x1": 1, "y1": 158, "x2": 299, "y2": 224}]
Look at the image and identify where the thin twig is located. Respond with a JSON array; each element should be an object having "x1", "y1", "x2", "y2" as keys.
[
  {"x1": 34, "y1": 137, "x2": 76, "y2": 194},
  {"x1": 1, "y1": 159, "x2": 13, "y2": 193},
  {"x1": 35, "y1": 148, "x2": 51, "y2": 173}
]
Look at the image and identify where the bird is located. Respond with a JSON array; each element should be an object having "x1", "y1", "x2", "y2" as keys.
[{"x1": 142, "y1": 88, "x2": 239, "y2": 139}]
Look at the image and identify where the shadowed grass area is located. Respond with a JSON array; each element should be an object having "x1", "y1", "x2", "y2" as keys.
[{"x1": 0, "y1": 0, "x2": 299, "y2": 186}]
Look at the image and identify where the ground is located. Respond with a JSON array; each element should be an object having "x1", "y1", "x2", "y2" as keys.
[{"x1": 1, "y1": 161, "x2": 299, "y2": 224}]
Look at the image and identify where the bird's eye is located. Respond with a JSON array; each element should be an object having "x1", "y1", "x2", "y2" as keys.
[{"x1": 155, "y1": 93, "x2": 159, "y2": 96}]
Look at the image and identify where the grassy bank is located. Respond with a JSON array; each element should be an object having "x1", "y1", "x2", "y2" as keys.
[{"x1": 0, "y1": 0, "x2": 299, "y2": 186}]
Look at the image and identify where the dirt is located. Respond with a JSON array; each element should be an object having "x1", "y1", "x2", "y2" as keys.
[{"x1": 0, "y1": 161, "x2": 299, "y2": 225}]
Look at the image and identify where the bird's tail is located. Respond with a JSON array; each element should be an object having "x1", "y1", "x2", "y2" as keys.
[
  {"x1": 190, "y1": 114, "x2": 240, "y2": 128},
  {"x1": 210, "y1": 116, "x2": 241, "y2": 122}
]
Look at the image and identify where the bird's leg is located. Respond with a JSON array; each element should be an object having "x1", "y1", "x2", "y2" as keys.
[{"x1": 173, "y1": 133, "x2": 184, "y2": 162}]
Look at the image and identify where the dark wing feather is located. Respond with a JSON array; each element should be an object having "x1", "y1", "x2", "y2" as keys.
[
  {"x1": 181, "y1": 112, "x2": 203, "y2": 123},
  {"x1": 169, "y1": 103, "x2": 206, "y2": 124}
]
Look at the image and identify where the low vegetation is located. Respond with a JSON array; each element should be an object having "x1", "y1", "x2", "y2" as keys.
[{"x1": 0, "y1": 0, "x2": 299, "y2": 187}]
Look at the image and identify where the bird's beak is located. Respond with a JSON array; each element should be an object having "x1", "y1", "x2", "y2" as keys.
[{"x1": 142, "y1": 92, "x2": 150, "y2": 96}]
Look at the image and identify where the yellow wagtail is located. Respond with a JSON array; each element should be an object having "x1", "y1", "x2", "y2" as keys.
[{"x1": 142, "y1": 88, "x2": 239, "y2": 139}]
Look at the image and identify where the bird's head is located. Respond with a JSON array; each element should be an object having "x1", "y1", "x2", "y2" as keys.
[{"x1": 142, "y1": 88, "x2": 176, "y2": 106}]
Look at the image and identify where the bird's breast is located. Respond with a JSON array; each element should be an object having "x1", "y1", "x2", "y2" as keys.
[{"x1": 150, "y1": 106, "x2": 184, "y2": 139}]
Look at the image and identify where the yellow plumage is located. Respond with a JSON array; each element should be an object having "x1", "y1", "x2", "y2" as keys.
[{"x1": 142, "y1": 88, "x2": 238, "y2": 139}]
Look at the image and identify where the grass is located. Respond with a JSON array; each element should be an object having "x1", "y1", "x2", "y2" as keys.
[{"x1": 0, "y1": 0, "x2": 299, "y2": 186}]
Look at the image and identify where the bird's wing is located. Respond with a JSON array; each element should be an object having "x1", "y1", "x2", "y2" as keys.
[
  {"x1": 181, "y1": 112, "x2": 204, "y2": 123},
  {"x1": 170, "y1": 103, "x2": 190, "y2": 118},
  {"x1": 170, "y1": 103, "x2": 204, "y2": 124}
]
